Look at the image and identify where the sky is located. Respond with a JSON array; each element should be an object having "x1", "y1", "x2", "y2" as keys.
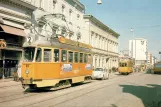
[{"x1": 80, "y1": 0, "x2": 161, "y2": 59}]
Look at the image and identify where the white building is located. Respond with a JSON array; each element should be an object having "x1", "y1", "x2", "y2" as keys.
[
  {"x1": 0, "y1": 0, "x2": 120, "y2": 78},
  {"x1": 84, "y1": 15, "x2": 120, "y2": 69},
  {"x1": 152, "y1": 56, "x2": 157, "y2": 65},
  {"x1": 129, "y1": 38, "x2": 148, "y2": 65},
  {"x1": 147, "y1": 52, "x2": 152, "y2": 65},
  {"x1": 16, "y1": 0, "x2": 87, "y2": 48}
]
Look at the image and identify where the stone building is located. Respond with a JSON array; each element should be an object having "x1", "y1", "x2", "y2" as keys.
[
  {"x1": 0, "y1": 0, "x2": 37, "y2": 78},
  {"x1": 0, "y1": 0, "x2": 120, "y2": 78},
  {"x1": 84, "y1": 15, "x2": 120, "y2": 70}
]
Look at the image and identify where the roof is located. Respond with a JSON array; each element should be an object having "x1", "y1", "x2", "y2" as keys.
[{"x1": 84, "y1": 15, "x2": 120, "y2": 38}]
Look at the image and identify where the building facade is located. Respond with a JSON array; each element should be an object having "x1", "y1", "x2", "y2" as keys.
[
  {"x1": 30, "y1": 0, "x2": 86, "y2": 43},
  {"x1": 84, "y1": 15, "x2": 120, "y2": 69},
  {"x1": 0, "y1": 0, "x2": 120, "y2": 78},
  {"x1": 0, "y1": 0, "x2": 37, "y2": 79},
  {"x1": 152, "y1": 56, "x2": 157, "y2": 65},
  {"x1": 129, "y1": 38, "x2": 148, "y2": 66}
]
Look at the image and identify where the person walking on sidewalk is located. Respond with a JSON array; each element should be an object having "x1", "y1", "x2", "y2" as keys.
[{"x1": 17, "y1": 60, "x2": 22, "y2": 81}]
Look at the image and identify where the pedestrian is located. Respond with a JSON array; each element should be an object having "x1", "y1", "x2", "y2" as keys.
[
  {"x1": 17, "y1": 59, "x2": 22, "y2": 81},
  {"x1": 13, "y1": 65, "x2": 18, "y2": 81},
  {"x1": 93, "y1": 66, "x2": 95, "y2": 70}
]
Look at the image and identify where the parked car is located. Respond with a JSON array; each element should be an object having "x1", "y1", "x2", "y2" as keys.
[{"x1": 92, "y1": 68, "x2": 109, "y2": 80}]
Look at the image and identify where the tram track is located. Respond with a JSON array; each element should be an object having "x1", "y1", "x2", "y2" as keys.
[
  {"x1": 20, "y1": 72, "x2": 144, "y2": 107},
  {"x1": 52, "y1": 72, "x2": 145, "y2": 107},
  {"x1": 0, "y1": 72, "x2": 144, "y2": 106}
]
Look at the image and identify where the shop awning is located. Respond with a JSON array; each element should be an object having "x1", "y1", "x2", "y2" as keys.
[
  {"x1": 4, "y1": 48, "x2": 23, "y2": 52},
  {"x1": 0, "y1": 24, "x2": 26, "y2": 37}
]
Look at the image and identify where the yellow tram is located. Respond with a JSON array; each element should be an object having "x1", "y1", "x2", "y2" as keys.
[
  {"x1": 118, "y1": 58, "x2": 134, "y2": 75},
  {"x1": 21, "y1": 37, "x2": 93, "y2": 89},
  {"x1": 153, "y1": 62, "x2": 161, "y2": 74}
]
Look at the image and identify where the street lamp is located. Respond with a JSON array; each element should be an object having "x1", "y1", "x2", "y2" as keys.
[
  {"x1": 97, "y1": 0, "x2": 102, "y2": 4},
  {"x1": 130, "y1": 28, "x2": 136, "y2": 66}
]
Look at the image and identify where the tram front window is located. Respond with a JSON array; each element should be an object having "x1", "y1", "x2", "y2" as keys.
[{"x1": 24, "y1": 47, "x2": 35, "y2": 62}]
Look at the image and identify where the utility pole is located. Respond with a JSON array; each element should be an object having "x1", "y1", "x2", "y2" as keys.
[
  {"x1": 159, "y1": 52, "x2": 161, "y2": 62},
  {"x1": 131, "y1": 28, "x2": 136, "y2": 66}
]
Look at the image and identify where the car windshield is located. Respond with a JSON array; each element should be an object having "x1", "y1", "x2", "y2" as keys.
[
  {"x1": 24, "y1": 47, "x2": 35, "y2": 62},
  {"x1": 94, "y1": 68, "x2": 103, "y2": 71},
  {"x1": 154, "y1": 64, "x2": 161, "y2": 68}
]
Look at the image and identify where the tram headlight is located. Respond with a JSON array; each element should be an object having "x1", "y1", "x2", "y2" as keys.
[{"x1": 26, "y1": 69, "x2": 29, "y2": 74}]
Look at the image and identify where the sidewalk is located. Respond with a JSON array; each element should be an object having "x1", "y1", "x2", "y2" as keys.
[{"x1": 0, "y1": 78, "x2": 20, "y2": 88}]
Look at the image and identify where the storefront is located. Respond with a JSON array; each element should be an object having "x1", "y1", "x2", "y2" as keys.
[{"x1": 0, "y1": 24, "x2": 25, "y2": 79}]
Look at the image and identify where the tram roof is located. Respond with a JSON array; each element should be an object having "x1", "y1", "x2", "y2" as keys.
[{"x1": 23, "y1": 37, "x2": 92, "y2": 53}]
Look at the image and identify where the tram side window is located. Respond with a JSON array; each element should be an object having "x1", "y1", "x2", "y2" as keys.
[
  {"x1": 125, "y1": 63, "x2": 127, "y2": 67},
  {"x1": 84, "y1": 54, "x2": 88, "y2": 63},
  {"x1": 68, "y1": 51, "x2": 73, "y2": 63},
  {"x1": 61, "y1": 50, "x2": 67, "y2": 62},
  {"x1": 74, "y1": 52, "x2": 78, "y2": 63},
  {"x1": 36, "y1": 48, "x2": 42, "y2": 62},
  {"x1": 119, "y1": 63, "x2": 122, "y2": 67},
  {"x1": 80, "y1": 53, "x2": 83, "y2": 63},
  {"x1": 44, "y1": 49, "x2": 52, "y2": 62},
  {"x1": 54, "y1": 49, "x2": 59, "y2": 62},
  {"x1": 120, "y1": 63, "x2": 127, "y2": 67},
  {"x1": 88, "y1": 54, "x2": 92, "y2": 63}
]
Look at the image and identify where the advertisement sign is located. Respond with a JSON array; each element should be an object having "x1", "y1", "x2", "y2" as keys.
[
  {"x1": 0, "y1": 39, "x2": 6, "y2": 49},
  {"x1": 61, "y1": 64, "x2": 72, "y2": 72},
  {"x1": 85, "y1": 64, "x2": 92, "y2": 70}
]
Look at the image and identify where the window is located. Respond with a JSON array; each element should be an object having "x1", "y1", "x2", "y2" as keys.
[
  {"x1": 36, "y1": 48, "x2": 42, "y2": 62},
  {"x1": 62, "y1": 5, "x2": 65, "y2": 15},
  {"x1": 74, "y1": 52, "x2": 78, "y2": 63},
  {"x1": 120, "y1": 63, "x2": 127, "y2": 67},
  {"x1": 80, "y1": 53, "x2": 83, "y2": 63},
  {"x1": 94, "y1": 68, "x2": 103, "y2": 71},
  {"x1": 53, "y1": 0, "x2": 56, "y2": 10},
  {"x1": 54, "y1": 49, "x2": 59, "y2": 62},
  {"x1": 88, "y1": 54, "x2": 92, "y2": 63},
  {"x1": 119, "y1": 62, "x2": 122, "y2": 66},
  {"x1": 77, "y1": 14, "x2": 80, "y2": 20},
  {"x1": 69, "y1": 9, "x2": 72, "y2": 22},
  {"x1": 44, "y1": 49, "x2": 52, "y2": 62},
  {"x1": 84, "y1": 54, "x2": 88, "y2": 63},
  {"x1": 61, "y1": 50, "x2": 67, "y2": 62},
  {"x1": 24, "y1": 47, "x2": 35, "y2": 62},
  {"x1": 68, "y1": 51, "x2": 73, "y2": 62}
]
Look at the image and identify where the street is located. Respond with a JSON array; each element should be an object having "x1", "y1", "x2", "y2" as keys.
[{"x1": 0, "y1": 72, "x2": 160, "y2": 107}]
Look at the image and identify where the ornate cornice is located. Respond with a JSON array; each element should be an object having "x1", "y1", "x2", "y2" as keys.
[
  {"x1": 84, "y1": 14, "x2": 120, "y2": 38},
  {"x1": 0, "y1": 0, "x2": 35, "y2": 10},
  {"x1": 0, "y1": 8, "x2": 31, "y2": 21},
  {"x1": 0, "y1": 0, "x2": 35, "y2": 23}
]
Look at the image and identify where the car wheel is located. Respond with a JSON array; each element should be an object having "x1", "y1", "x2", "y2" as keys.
[{"x1": 102, "y1": 75, "x2": 105, "y2": 80}]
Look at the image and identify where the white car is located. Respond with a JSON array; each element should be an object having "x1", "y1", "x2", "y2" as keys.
[{"x1": 92, "y1": 68, "x2": 109, "y2": 80}]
